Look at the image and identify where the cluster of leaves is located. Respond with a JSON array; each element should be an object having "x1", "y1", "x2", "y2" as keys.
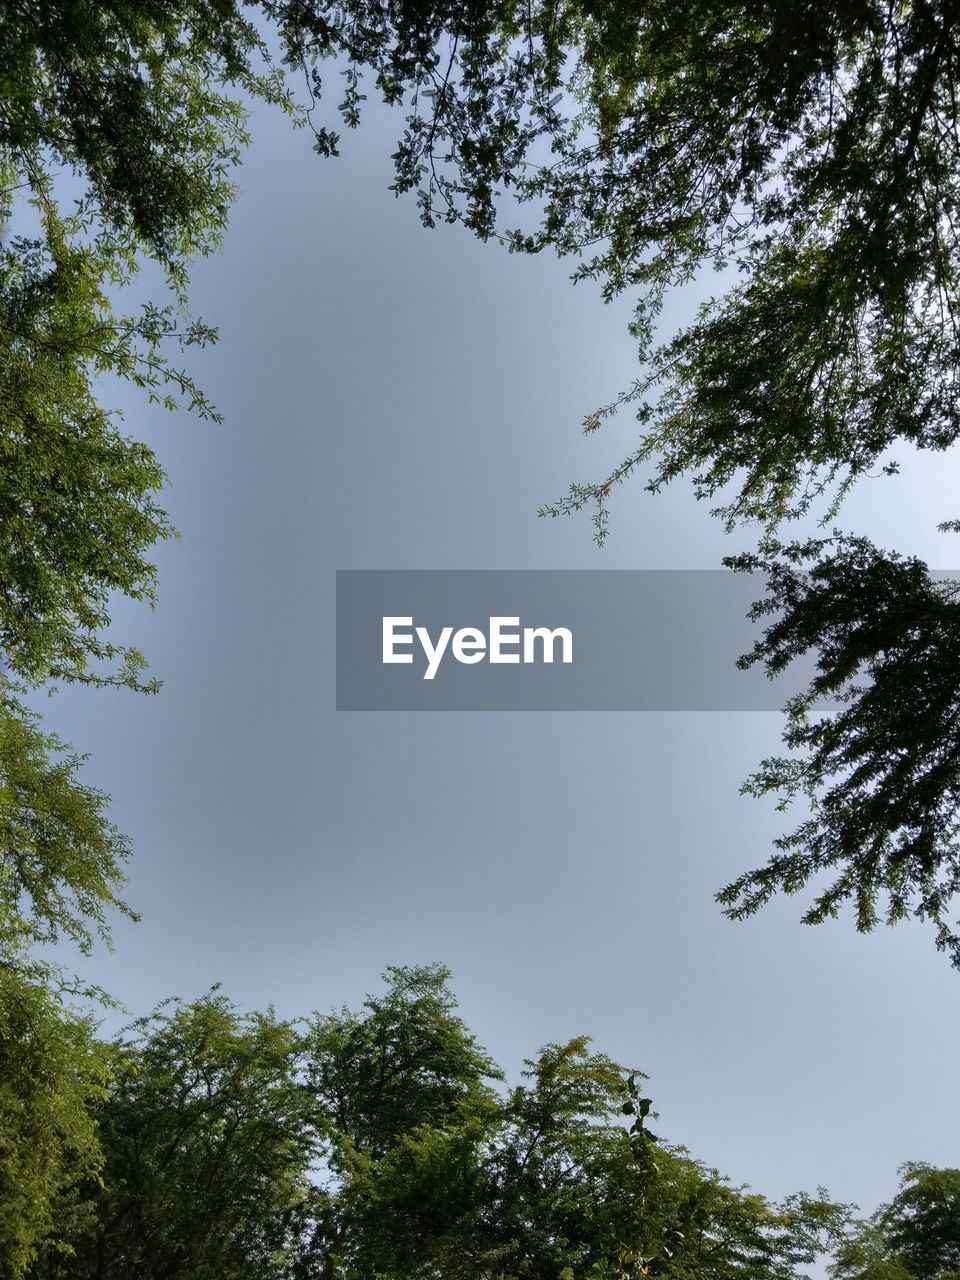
[
  {"x1": 832, "y1": 1163, "x2": 960, "y2": 1280},
  {"x1": 719, "y1": 536, "x2": 960, "y2": 966},
  {"x1": 261, "y1": 0, "x2": 572, "y2": 231},
  {"x1": 21, "y1": 964, "x2": 850, "y2": 1280}
]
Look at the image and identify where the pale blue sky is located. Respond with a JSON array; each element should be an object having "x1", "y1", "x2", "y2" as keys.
[{"x1": 46, "y1": 95, "x2": 959, "y2": 1228}]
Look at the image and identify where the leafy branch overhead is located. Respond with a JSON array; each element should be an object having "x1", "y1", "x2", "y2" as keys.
[
  {"x1": 274, "y1": 1, "x2": 960, "y2": 962},
  {"x1": 267, "y1": 2, "x2": 960, "y2": 528},
  {"x1": 721, "y1": 536, "x2": 960, "y2": 967}
]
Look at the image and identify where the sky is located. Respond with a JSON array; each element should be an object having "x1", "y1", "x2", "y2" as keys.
[{"x1": 44, "y1": 93, "x2": 959, "y2": 1229}]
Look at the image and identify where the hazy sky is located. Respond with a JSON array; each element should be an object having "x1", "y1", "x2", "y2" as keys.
[{"x1": 47, "y1": 95, "x2": 959, "y2": 1227}]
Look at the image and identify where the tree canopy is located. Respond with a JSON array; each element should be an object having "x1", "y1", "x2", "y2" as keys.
[
  {"x1": 26, "y1": 964, "x2": 851, "y2": 1280},
  {"x1": 3, "y1": 1, "x2": 960, "y2": 971},
  {"x1": 2, "y1": 5, "x2": 959, "y2": 1272},
  {"x1": 833, "y1": 1163, "x2": 960, "y2": 1280}
]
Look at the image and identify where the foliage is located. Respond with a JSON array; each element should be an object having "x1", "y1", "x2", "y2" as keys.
[
  {"x1": 0, "y1": 968, "x2": 110, "y2": 1280},
  {"x1": 0, "y1": 685, "x2": 136, "y2": 962},
  {"x1": 24, "y1": 965, "x2": 846, "y2": 1280},
  {"x1": 32, "y1": 989, "x2": 321, "y2": 1280},
  {"x1": 720, "y1": 536, "x2": 960, "y2": 966},
  {"x1": 833, "y1": 1163, "x2": 960, "y2": 1280},
  {"x1": 296, "y1": 966, "x2": 843, "y2": 1280}
]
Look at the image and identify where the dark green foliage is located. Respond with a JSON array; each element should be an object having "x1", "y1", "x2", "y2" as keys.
[
  {"x1": 720, "y1": 537, "x2": 960, "y2": 966},
  {"x1": 1, "y1": 0, "x2": 285, "y2": 262},
  {"x1": 307, "y1": 962, "x2": 500, "y2": 1160},
  {"x1": 833, "y1": 1164, "x2": 960, "y2": 1280},
  {"x1": 262, "y1": 0, "x2": 566, "y2": 226}
]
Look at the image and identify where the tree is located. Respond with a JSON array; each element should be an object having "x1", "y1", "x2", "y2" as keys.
[
  {"x1": 0, "y1": 10, "x2": 304, "y2": 1263},
  {"x1": 296, "y1": 965, "x2": 845, "y2": 1280},
  {"x1": 299, "y1": 961, "x2": 506, "y2": 1275},
  {"x1": 271, "y1": 0, "x2": 960, "y2": 964},
  {"x1": 31, "y1": 965, "x2": 846, "y2": 1280},
  {"x1": 0, "y1": 968, "x2": 110, "y2": 1280},
  {"x1": 32, "y1": 990, "x2": 321, "y2": 1280},
  {"x1": 833, "y1": 1163, "x2": 960, "y2": 1280}
]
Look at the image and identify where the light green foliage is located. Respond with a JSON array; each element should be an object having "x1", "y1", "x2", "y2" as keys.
[
  {"x1": 0, "y1": 202, "x2": 186, "y2": 693},
  {"x1": 0, "y1": 687, "x2": 135, "y2": 960},
  {"x1": 0, "y1": 969, "x2": 110, "y2": 1280},
  {"x1": 833, "y1": 1164, "x2": 960, "y2": 1280}
]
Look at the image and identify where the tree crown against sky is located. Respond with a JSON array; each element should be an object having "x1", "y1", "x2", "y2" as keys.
[
  {"x1": 3, "y1": 7, "x2": 960, "y2": 1270},
  {"x1": 3, "y1": 24, "x2": 960, "y2": 1252},
  {"x1": 832, "y1": 1162, "x2": 960, "y2": 1280},
  {"x1": 6, "y1": 964, "x2": 956, "y2": 1278},
  {"x1": 24, "y1": 964, "x2": 854, "y2": 1280}
]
